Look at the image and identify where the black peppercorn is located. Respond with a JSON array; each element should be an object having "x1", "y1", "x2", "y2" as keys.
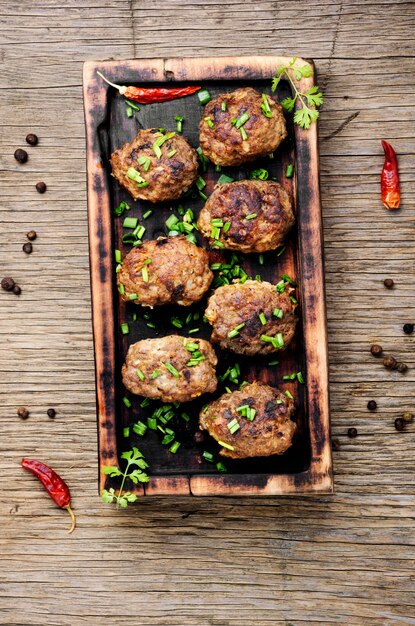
[
  {"x1": 14, "y1": 148, "x2": 28, "y2": 163},
  {"x1": 26, "y1": 230, "x2": 37, "y2": 241},
  {"x1": 25, "y1": 133, "x2": 38, "y2": 146},
  {"x1": 370, "y1": 344, "x2": 383, "y2": 357},
  {"x1": 403, "y1": 411, "x2": 414, "y2": 423},
  {"x1": 367, "y1": 400, "x2": 377, "y2": 411},
  {"x1": 383, "y1": 278, "x2": 394, "y2": 289},
  {"x1": 35, "y1": 182, "x2": 47, "y2": 194},
  {"x1": 1, "y1": 276, "x2": 15, "y2": 291},
  {"x1": 397, "y1": 363, "x2": 408, "y2": 373},
  {"x1": 394, "y1": 418, "x2": 405, "y2": 432},
  {"x1": 17, "y1": 406, "x2": 29, "y2": 420},
  {"x1": 47, "y1": 408, "x2": 56, "y2": 418},
  {"x1": 331, "y1": 438, "x2": 341, "y2": 451},
  {"x1": 22, "y1": 242, "x2": 33, "y2": 254},
  {"x1": 193, "y1": 431, "x2": 204, "y2": 444},
  {"x1": 403, "y1": 323, "x2": 414, "y2": 335},
  {"x1": 13, "y1": 284, "x2": 21, "y2": 295},
  {"x1": 383, "y1": 356, "x2": 397, "y2": 369},
  {"x1": 347, "y1": 427, "x2": 358, "y2": 438}
]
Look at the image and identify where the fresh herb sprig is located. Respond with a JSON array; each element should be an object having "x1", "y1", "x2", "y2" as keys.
[
  {"x1": 101, "y1": 447, "x2": 149, "y2": 508},
  {"x1": 272, "y1": 57, "x2": 324, "y2": 129}
]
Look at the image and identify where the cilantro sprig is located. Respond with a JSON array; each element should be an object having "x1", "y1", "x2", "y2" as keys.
[
  {"x1": 101, "y1": 447, "x2": 149, "y2": 508},
  {"x1": 272, "y1": 57, "x2": 324, "y2": 129}
]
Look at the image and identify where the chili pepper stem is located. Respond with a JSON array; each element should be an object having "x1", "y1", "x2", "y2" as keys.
[
  {"x1": 96, "y1": 71, "x2": 127, "y2": 95},
  {"x1": 65, "y1": 504, "x2": 76, "y2": 534}
]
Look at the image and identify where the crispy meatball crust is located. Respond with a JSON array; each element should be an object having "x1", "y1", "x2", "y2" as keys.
[
  {"x1": 199, "y1": 87, "x2": 287, "y2": 166},
  {"x1": 122, "y1": 335, "x2": 218, "y2": 403},
  {"x1": 199, "y1": 381, "x2": 296, "y2": 458},
  {"x1": 110, "y1": 129, "x2": 198, "y2": 203},
  {"x1": 205, "y1": 280, "x2": 297, "y2": 356},
  {"x1": 118, "y1": 236, "x2": 213, "y2": 307},
  {"x1": 197, "y1": 180, "x2": 294, "y2": 253}
]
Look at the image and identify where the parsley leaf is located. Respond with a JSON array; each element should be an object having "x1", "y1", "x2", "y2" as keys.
[{"x1": 101, "y1": 447, "x2": 149, "y2": 508}]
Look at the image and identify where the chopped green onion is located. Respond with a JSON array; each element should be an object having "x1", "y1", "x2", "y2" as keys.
[
  {"x1": 260, "y1": 93, "x2": 272, "y2": 118},
  {"x1": 119, "y1": 283, "x2": 125, "y2": 295},
  {"x1": 196, "y1": 146, "x2": 209, "y2": 171},
  {"x1": 137, "y1": 181, "x2": 149, "y2": 188},
  {"x1": 143, "y1": 209, "x2": 153, "y2": 219},
  {"x1": 273, "y1": 308, "x2": 283, "y2": 319},
  {"x1": 146, "y1": 321, "x2": 156, "y2": 329},
  {"x1": 165, "y1": 214, "x2": 179, "y2": 230},
  {"x1": 227, "y1": 418, "x2": 240, "y2": 434},
  {"x1": 277, "y1": 245, "x2": 286, "y2": 257},
  {"x1": 297, "y1": 371, "x2": 305, "y2": 384},
  {"x1": 213, "y1": 240, "x2": 225, "y2": 248},
  {"x1": 122, "y1": 233, "x2": 136, "y2": 244},
  {"x1": 202, "y1": 451, "x2": 214, "y2": 462},
  {"x1": 150, "y1": 370, "x2": 161, "y2": 379},
  {"x1": 129, "y1": 293, "x2": 138, "y2": 301},
  {"x1": 143, "y1": 258, "x2": 152, "y2": 265},
  {"x1": 286, "y1": 163, "x2": 294, "y2": 178},
  {"x1": 135, "y1": 368, "x2": 145, "y2": 381},
  {"x1": 133, "y1": 225, "x2": 146, "y2": 239},
  {"x1": 188, "y1": 328, "x2": 200, "y2": 334},
  {"x1": 290, "y1": 295, "x2": 298, "y2": 305},
  {"x1": 126, "y1": 106, "x2": 133, "y2": 118},
  {"x1": 133, "y1": 421, "x2": 147, "y2": 436},
  {"x1": 218, "y1": 440, "x2": 235, "y2": 451},
  {"x1": 275, "y1": 333, "x2": 284, "y2": 347},
  {"x1": 115, "y1": 249, "x2": 122, "y2": 264},
  {"x1": 223, "y1": 221, "x2": 231, "y2": 233},
  {"x1": 258, "y1": 254, "x2": 264, "y2": 265},
  {"x1": 268, "y1": 152, "x2": 274, "y2": 159},
  {"x1": 143, "y1": 158, "x2": 151, "y2": 172},
  {"x1": 121, "y1": 323, "x2": 129, "y2": 335},
  {"x1": 204, "y1": 116, "x2": 215, "y2": 129},
  {"x1": 281, "y1": 273, "x2": 297, "y2": 286},
  {"x1": 123, "y1": 426, "x2": 130, "y2": 437},
  {"x1": 283, "y1": 374, "x2": 297, "y2": 381},
  {"x1": 122, "y1": 396, "x2": 132, "y2": 408},
  {"x1": 171, "y1": 317, "x2": 183, "y2": 329},
  {"x1": 198, "y1": 89, "x2": 211, "y2": 105},
  {"x1": 126, "y1": 167, "x2": 146, "y2": 184},
  {"x1": 258, "y1": 312, "x2": 267, "y2": 326},
  {"x1": 147, "y1": 417, "x2": 157, "y2": 430},
  {"x1": 240, "y1": 127, "x2": 248, "y2": 141},
  {"x1": 285, "y1": 390, "x2": 294, "y2": 400},
  {"x1": 175, "y1": 115, "x2": 184, "y2": 133},
  {"x1": 216, "y1": 461, "x2": 227, "y2": 472},
  {"x1": 186, "y1": 233, "x2": 197, "y2": 244},
  {"x1": 153, "y1": 144, "x2": 162, "y2": 158},
  {"x1": 165, "y1": 362, "x2": 180, "y2": 378},
  {"x1": 268, "y1": 359, "x2": 280, "y2": 366},
  {"x1": 123, "y1": 216, "x2": 138, "y2": 229},
  {"x1": 251, "y1": 168, "x2": 269, "y2": 180},
  {"x1": 141, "y1": 266, "x2": 149, "y2": 282},
  {"x1": 153, "y1": 131, "x2": 176, "y2": 159},
  {"x1": 255, "y1": 274, "x2": 262, "y2": 282},
  {"x1": 247, "y1": 408, "x2": 256, "y2": 421},
  {"x1": 185, "y1": 342, "x2": 199, "y2": 352},
  {"x1": 126, "y1": 100, "x2": 140, "y2": 111},
  {"x1": 140, "y1": 398, "x2": 151, "y2": 408},
  {"x1": 217, "y1": 174, "x2": 234, "y2": 185},
  {"x1": 181, "y1": 412, "x2": 190, "y2": 422},
  {"x1": 211, "y1": 218, "x2": 224, "y2": 227},
  {"x1": 114, "y1": 201, "x2": 130, "y2": 216},
  {"x1": 169, "y1": 441, "x2": 181, "y2": 454},
  {"x1": 167, "y1": 149, "x2": 177, "y2": 158},
  {"x1": 276, "y1": 279, "x2": 285, "y2": 293},
  {"x1": 234, "y1": 112, "x2": 250, "y2": 128},
  {"x1": 245, "y1": 213, "x2": 257, "y2": 220},
  {"x1": 195, "y1": 176, "x2": 206, "y2": 190},
  {"x1": 221, "y1": 101, "x2": 227, "y2": 111},
  {"x1": 227, "y1": 322, "x2": 245, "y2": 339}
]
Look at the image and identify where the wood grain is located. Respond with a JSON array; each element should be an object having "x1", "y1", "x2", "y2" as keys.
[{"x1": 0, "y1": 0, "x2": 414, "y2": 624}]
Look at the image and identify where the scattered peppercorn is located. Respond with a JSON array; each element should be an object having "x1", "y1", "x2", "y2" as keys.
[
  {"x1": 370, "y1": 344, "x2": 383, "y2": 357},
  {"x1": 17, "y1": 406, "x2": 29, "y2": 420},
  {"x1": 331, "y1": 438, "x2": 341, "y2": 451},
  {"x1": 402, "y1": 411, "x2": 413, "y2": 423},
  {"x1": 383, "y1": 356, "x2": 397, "y2": 369},
  {"x1": 22, "y1": 242, "x2": 33, "y2": 254},
  {"x1": 14, "y1": 148, "x2": 28, "y2": 163},
  {"x1": 403, "y1": 323, "x2": 414, "y2": 335},
  {"x1": 367, "y1": 400, "x2": 377, "y2": 411},
  {"x1": 25, "y1": 133, "x2": 38, "y2": 146},
  {"x1": 1, "y1": 276, "x2": 15, "y2": 291},
  {"x1": 47, "y1": 408, "x2": 56, "y2": 418},
  {"x1": 394, "y1": 417, "x2": 405, "y2": 432},
  {"x1": 26, "y1": 230, "x2": 37, "y2": 241},
  {"x1": 347, "y1": 427, "x2": 358, "y2": 438},
  {"x1": 193, "y1": 431, "x2": 205, "y2": 444},
  {"x1": 35, "y1": 182, "x2": 47, "y2": 194},
  {"x1": 397, "y1": 362, "x2": 408, "y2": 373},
  {"x1": 13, "y1": 284, "x2": 21, "y2": 295},
  {"x1": 383, "y1": 278, "x2": 394, "y2": 289}
]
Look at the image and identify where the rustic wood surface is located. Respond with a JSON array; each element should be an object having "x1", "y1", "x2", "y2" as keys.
[{"x1": 0, "y1": 1, "x2": 414, "y2": 624}]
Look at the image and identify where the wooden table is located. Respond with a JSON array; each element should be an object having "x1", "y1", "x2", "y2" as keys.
[{"x1": 1, "y1": 1, "x2": 414, "y2": 624}]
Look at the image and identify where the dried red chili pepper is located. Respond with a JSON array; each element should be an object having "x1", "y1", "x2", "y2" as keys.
[
  {"x1": 21, "y1": 458, "x2": 76, "y2": 534},
  {"x1": 97, "y1": 71, "x2": 201, "y2": 104},
  {"x1": 381, "y1": 140, "x2": 400, "y2": 210}
]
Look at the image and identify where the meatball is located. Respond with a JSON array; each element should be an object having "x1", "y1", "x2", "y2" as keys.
[
  {"x1": 110, "y1": 128, "x2": 198, "y2": 203},
  {"x1": 199, "y1": 87, "x2": 287, "y2": 166},
  {"x1": 122, "y1": 335, "x2": 218, "y2": 403},
  {"x1": 118, "y1": 236, "x2": 213, "y2": 307},
  {"x1": 205, "y1": 280, "x2": 297, "y2": 356},
  {"x1": 197, "y1": 180, "x2": 294, "y2": 253},
  {"x1": 199, "y1": 382, "x2": 296, "y2": 459}
]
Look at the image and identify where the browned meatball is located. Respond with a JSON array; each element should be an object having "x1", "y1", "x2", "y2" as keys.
[
  {"x1": 110, "y1": 129, "x2": 198, "y2": 202},
  {"x1": 197, "y1": 180, "x2": 294, "y2": 253},
  {"x1": 122, "y1": 335, "x2": 218, "y2": 403},
  {"x1": 117, "y1": 236, "x2": 213, "y2": 307},
  {"x1": 205, "y1": 280, "x2": 297, "y2": 356},
  {"x1": 199, "y1": 382, "x2": 296, "y2": 459},
  {"x1": 199, "y1": 87, "x2": 287, "y2": 166}
]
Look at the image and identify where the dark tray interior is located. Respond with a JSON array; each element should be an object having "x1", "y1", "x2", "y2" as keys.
[{"x1": 98, "y1": 77, "x2": 310, "y2": 476}]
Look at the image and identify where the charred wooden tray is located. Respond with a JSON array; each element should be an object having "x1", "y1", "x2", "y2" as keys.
[{"x1": 83, "y1": 56, "x2": 332, "y2": 497}]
